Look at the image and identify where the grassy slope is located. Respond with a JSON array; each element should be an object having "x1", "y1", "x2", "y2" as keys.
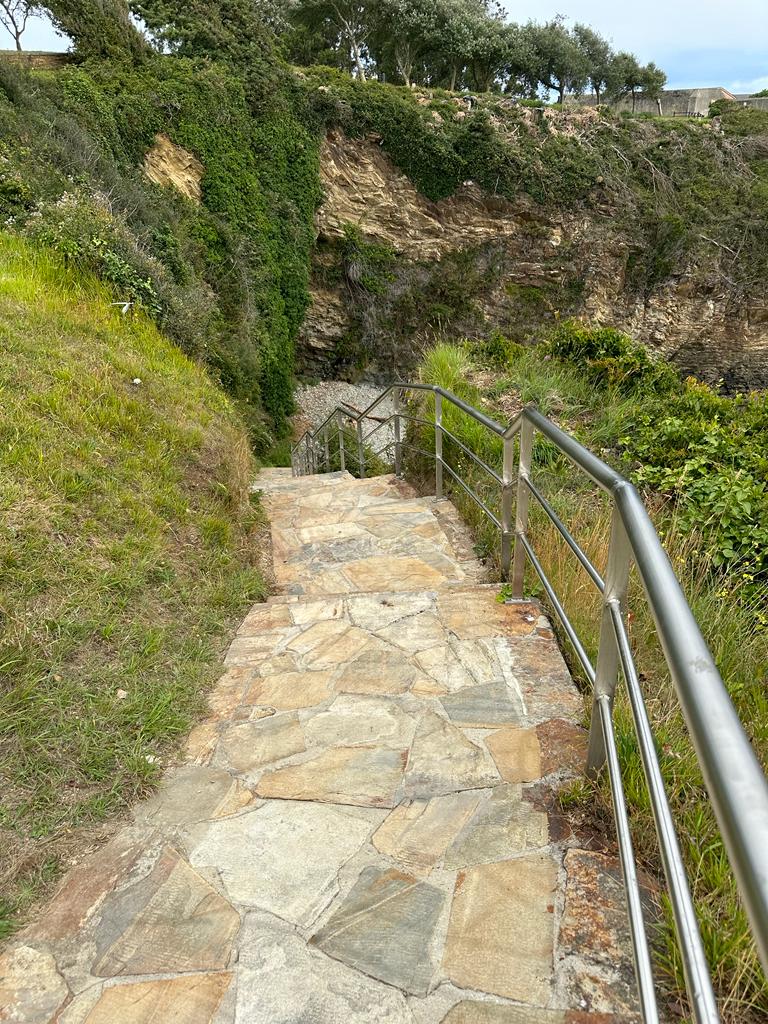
[
  {"x1": 414, "y1": 341, "x2": 768, "y2": 1021},
  {"x1": 0, "y1": 235, "x2": 267, "y2": 934}
]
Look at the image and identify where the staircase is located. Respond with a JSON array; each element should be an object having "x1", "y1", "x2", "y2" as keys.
[{"x1": 0, "y1": 465, "x2": 639, "y2": 1023}]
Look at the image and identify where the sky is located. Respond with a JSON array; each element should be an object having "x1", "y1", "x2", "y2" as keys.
[{"x1": 5, "y1": 2, "x2": 768, "y2": 94}]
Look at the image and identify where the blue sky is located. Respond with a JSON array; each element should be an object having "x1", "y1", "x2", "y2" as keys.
[{"x1": 5, "y1": 2, "x2": 768, "y2": 94}]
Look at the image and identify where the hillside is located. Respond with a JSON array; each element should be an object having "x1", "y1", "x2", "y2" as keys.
[
  {"x1": 0, "y1": 235, "x2": 266, "y2": 933},
  {"x1": 295, "y1": 74, "x2": 768, "y2": 390},
  {"x1": 2, "y1": 23, "x2": 768, "y2": 1012}
]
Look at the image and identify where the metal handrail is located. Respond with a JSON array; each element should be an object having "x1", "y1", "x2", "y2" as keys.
[{"x1": 291, "y1": 381, "x2": 768, "y2": 1022}]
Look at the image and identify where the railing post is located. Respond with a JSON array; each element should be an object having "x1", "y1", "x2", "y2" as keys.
[
  {"x1": 587, "y1": 506, "x2": 632, "y2": 776},
  {"x1": 336, "y1": 409, "x2": 346, "y2": 473},
  {"x1": 323, "y1": 424, "x2": 330, "y2": 473},
  {"x1": 509, "y1": 417, "x2": 533, "y2": 592},
  {"x1": 393, "y1": 387, "x2": 402, "y2": 477},
  {"x1": 434, "y1": 392, "x2": 443, "y2": 498},
  {"x1": 356, "y1": 418, "x2": 366, "y2": 478}
]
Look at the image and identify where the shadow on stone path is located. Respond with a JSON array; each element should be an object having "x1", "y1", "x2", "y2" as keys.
[{"x1": 0, "y1": 470, "x2": 641, "y2": 1023}]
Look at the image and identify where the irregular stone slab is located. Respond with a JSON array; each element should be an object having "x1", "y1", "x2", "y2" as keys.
[
  {"x1": 244, "y1": 670, "x2": 334, "y2": 710},
  {"x1": 303, "y1": 696, "x2": 415, "y2": 748},
  {"x1": 373, "y1": 791, "x2": 482, "y2": 874},
  {"x1": 437, "y1": 591, "x2": 538, "y2": 639},
  {"x1": 335, "y1": 643, "x2": 423, "y2": 695},
  {"x1": 537, "y1": 719, "x2": 588, "y2": 776},
  {"x1": 347, "y1": 592, "x2": 434, "y2": 631},
  {"x1": 557, "y1": 851, "x2": 640, "y2": 1016},
  {"x1": 185, "y1": 722, "x2": 219, "y2": 765},
  {"x1": 214, "y1": 713, "x2": 305, "y2": 775},
  {"x1": 225, "y1": 630, "x2": 295, "y2": 665},
  {"x1": 22, "y1": 833, "x2": 146, "y2": 941},
  {"x1": 134, "y1": 766, "x2": 253, "y2": 826},
  {"x1": 375, "y1": 612, "x2": 447, "y2": 653},
  {"x1": 208, "y1": 666, "x2": 253, "y2": 717},
  {"x1": 83, "y1": 973, "x2": 232, "y2": 1023},
  {"x1": 289, "y1": 620, "x2": 370, "y2": 668},
  {"x1": 289, "y1": 597, "x2": 345, "y2": 625},
  {"x1": 509, "y1": 640, "x2": 581, "y2": 723},
  {"x1": 344, "y1": 555, "x2": 454, "y2": 593},
  {"x1": 485, "y1": 727, "x2": 542, "y2": 783},
  {"x1": 235, "y1": 911, "x2": 411, "y2": 1023},
  {"x1": 311, "y1": 865, "x2": 445, "y2": 995},
  {"x1": 442, "y1": 1002, "x2": 566, "y2": 1023},
  {"x1": 257, "y1": 745, "x2": 407, "y2": 807},
  {"x1": 94, "y1": 847, "x2": 239, "y2": 976},
  {"x1": 0, "y1": 945, "x2": 68, "y2": 1023},
  {"x1": 404, "y1": 710, "x2": 498, "y2": 798},
  {"x1": 442, "y1": 855, "x2": 557, "y2": 1003},
  {"x1": 441, "y1": 681, "x2": 524, "y2": 729},
  {"x1": 189, "y1": 801, "x2": 374, "y2": 926},
  {"x1": 444, "y1": 785, "x2": 548, "y2": 868},
  {"x1": 237, "y1": 602, "x2": 293, "y2": 635},
  {"x1": 415, "y1": 643, "x2": 485, "y2": 693}
]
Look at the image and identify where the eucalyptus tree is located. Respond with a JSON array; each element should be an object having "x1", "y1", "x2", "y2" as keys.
[
  {"x1": 292, "y1": 0, "x2": 372, "y2": 79},
  {"x1": 370, "y1": 0, "x2": 440, "y2": 86}
]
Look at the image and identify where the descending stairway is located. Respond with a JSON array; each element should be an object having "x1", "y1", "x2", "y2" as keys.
[{"x1": 0, "y1": 469, "x2": 639, "y2": 1024}]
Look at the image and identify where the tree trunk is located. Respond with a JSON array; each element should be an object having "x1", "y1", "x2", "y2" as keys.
[
  {"x1": 449, "y1": 65, "x2": 458, "y2": 92},
  {"x1": 558, "y1": 84, "x2": 565, "y2": 105},
  {"x1": 595, "y1": 85, "x2": 601, "y2": 105},
  {"x1": 350, "y1": 38, "x2": 366, "y2": 81},
  {"x1": 632, "y1": 90, "x2": 637, "y2": 113}
]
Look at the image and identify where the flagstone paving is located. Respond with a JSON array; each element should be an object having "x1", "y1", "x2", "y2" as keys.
[{"x1": 0, "y1": 468, "x2": 641, "y2": 1023}]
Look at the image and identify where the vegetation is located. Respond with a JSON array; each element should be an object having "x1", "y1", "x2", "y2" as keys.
[
  {"x1": 278, "y1": 1, "x2": 666, "y2": 103},
  {"x1": 0, "y1": 45, "x2": 320, "y2": 447},
  {"x1": 0, "y1": 235, "x2": 268, "y2": 935},
  {"x1": 409, "y1": 331, "x2": 768, "y2": 1020}
]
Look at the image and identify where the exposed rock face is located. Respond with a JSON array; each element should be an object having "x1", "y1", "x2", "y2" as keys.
[
  {"x1": 143, "y1": 133, "x2": 204, "y2": 203},
  {"x1": 299, "y1": 130, "x2": 768, "y2": 389},
  {"x1": 317, "y1": 128, "x2": 563, "y2": 260}
]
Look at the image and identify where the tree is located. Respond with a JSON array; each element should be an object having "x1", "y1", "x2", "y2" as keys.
[
  {"x1": 292, "y1": 1, "x2": 371, "y2": 80},
  {"x1": 527, "y1": 18, "x2": 589, "y2": 104},
  {"x1": 640, "y1": 61, "x2": 667, "y2": 107},
  {"x1": 608, "y1": 50, "x2": 643, "y2": 111},
  {"x1": 46, "y1": 0, "x2": 147, "y2": 58},
  {"x1": 573, "y1": 23, "x2": 613, "y2": 105},
  {"x1": 464, "y1": 6, "x2": 508, "y2": 92},
  {"x1": 0, "y1": 0, "x2": 36, "y2": 51},
  {"x1": 371, "y1": 0, "x2": 438, "y2": 86},
  {"x1": 132, "y1": 0, "x2": 282, "y2": 82}
]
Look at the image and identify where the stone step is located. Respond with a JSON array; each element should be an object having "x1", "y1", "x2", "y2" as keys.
[{"x1": 3, "y1": 468, "x2": 640, "y2": 1024}]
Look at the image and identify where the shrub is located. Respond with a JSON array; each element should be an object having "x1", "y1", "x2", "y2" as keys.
[{"x1": 547, "y1": 320, "x2": 679, "y2": 394}]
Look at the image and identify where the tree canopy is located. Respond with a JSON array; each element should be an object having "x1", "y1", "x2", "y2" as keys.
[{"x1": 33, "y1": 0, "x2": 667, "y2": 107}]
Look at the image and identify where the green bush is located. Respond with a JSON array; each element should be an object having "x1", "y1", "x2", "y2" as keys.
[{"x1": 547, "y1": 320, "x2": 679, "y2": 394}]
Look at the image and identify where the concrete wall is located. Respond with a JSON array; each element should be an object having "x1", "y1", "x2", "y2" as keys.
[{"x1": 578, "y1": 86, "x2": 737, "y2": 116}]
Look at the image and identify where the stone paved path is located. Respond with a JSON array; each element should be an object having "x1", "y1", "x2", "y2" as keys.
[{"x1": 0, "y1": 470, "x2": 640, "y2": 1024}]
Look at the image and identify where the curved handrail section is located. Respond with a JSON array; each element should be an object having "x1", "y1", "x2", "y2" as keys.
[{"x1": 291, "y1": 381, "x2": 768, "y2": 1023}]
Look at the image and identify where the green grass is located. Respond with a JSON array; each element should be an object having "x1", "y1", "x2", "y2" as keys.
[
  {"x1": 413, "y1": 340, "x2": 768, "y2": 1022},
  {"x1": 0, "y1": 235, "x2": 267, "y2": 935}
]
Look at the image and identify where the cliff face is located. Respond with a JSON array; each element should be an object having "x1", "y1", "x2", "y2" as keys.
[{"x1": 299, "y1": 130, "x2": 768, "y2": 390}]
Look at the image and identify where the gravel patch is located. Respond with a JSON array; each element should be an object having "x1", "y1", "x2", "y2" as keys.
[{"x1": 295, "y1": 381, "x2": 395, "y2": 455}]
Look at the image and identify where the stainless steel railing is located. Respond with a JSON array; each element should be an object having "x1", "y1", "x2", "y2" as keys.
[{"x1": 291, "y1": 381, "x2": 768, "y2": 1023}]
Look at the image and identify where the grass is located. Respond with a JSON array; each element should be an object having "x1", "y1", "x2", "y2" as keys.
[
  {"x1": 0, "y1": 234, "x2": 267, "y2": 935},
  {"x1": 413, "y1": 341, "x2": 768, "y2": 1022}
]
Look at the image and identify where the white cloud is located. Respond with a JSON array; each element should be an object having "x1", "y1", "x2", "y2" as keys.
[
  {"x1": 501, "y1": 1, "x2": 768, "y2": 62},
  {"x1": 728, "y1": 75, "x2": 768, "y2": 94}
]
